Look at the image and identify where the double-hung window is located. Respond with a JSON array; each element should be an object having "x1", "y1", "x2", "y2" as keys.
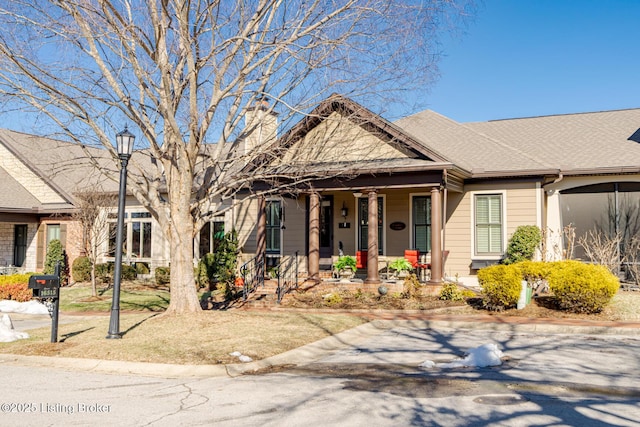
[{"x1": 475, "y1": 194, "x2": 503, "y2": 256}]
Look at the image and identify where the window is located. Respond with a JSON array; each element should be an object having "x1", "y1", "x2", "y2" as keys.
[
  {"x1": 107, "y1": 211, "x2": 153, "y2": 260},
  {"x1": 412, "y1": 196, "x2": 431, "y2": 253},
  {"x1": 358, "y1": 197, "x2": 383, "y2": 255},
  {"x1": 266, "y1": 201, "x2": 281, "y2": 254},
  {"x1": 475, "y1": 194, "x2": 503, "y2": 256},
  {"x1": 47, "y1": 224, "x2": 60, "y2": 246},
  {"x1": 199, "y1": 220, "x2": 225, "y2": 257}
]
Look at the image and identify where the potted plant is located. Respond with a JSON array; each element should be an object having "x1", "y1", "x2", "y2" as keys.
[
  {"x1": 333, "y1": 255, "x2": 357, "y2": 279},
  {"x1": 389, "y1": 258, "x2": 413, "y2": 279}
]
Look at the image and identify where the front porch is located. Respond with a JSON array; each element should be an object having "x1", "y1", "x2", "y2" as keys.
[{"x1": 252, "y1": 182, "x2": 457, "y2": 286}]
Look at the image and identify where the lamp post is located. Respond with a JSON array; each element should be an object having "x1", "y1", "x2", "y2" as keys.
[{"x1": 107, "y1": 126, "x2": 135, "y2": 339}]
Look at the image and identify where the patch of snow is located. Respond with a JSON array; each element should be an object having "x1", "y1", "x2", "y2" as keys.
[
  {"x1": 420, "y1": 343, "x2": 505, "y2": 369},
  {"x1": 230, "y1": 351, "x2": 253, "y2": 363},
  {"x1": 0, "y1": 300, "x2": 49, "y2": 315},
  {"x1": 0, "y1": 314, "x2": 29, "y2": 343}
]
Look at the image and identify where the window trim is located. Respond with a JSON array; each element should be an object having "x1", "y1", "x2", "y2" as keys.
[
  {"x1": 471, "y1": 190, "x2": 507, "y2": 260},
  {"x1": 106, "y1": 209, "x2": 154, "y2": 261}
]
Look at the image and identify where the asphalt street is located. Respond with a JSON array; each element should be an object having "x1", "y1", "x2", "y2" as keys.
[{"x1": 2, "y1": 316, "x2": 640, "y2": 426}]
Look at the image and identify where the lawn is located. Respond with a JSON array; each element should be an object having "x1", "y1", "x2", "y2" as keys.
[
  {"x1": 2, "y1": 281, "x2": 638, "y2": 366},
  {"x1": 0, "y1": 311, "x2": 366, "y2": 365}
]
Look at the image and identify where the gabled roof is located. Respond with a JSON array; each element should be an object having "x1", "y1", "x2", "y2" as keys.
[
  {"x1": 0, "y1": 129, "x2": 119, "y2": 214},
  {"x1": 255, "y1": 94, "x2": 462, "y2": 181}
]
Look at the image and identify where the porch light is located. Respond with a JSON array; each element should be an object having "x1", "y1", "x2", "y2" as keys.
[
  {"x1": 107, "y1": 126, "x2": 135, "y2": 340},
  {"x1": 341, "y1": 202, "x2": 348, "y2": 218}
]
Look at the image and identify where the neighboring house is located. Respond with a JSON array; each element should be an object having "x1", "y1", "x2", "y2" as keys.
[{"x1": 2, "y1": 95, "x2": 640, "y2": 287}]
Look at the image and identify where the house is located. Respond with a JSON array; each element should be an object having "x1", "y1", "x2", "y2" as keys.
[{"x1": 2, "y1": 95, "x2": 640, "y2": 287}]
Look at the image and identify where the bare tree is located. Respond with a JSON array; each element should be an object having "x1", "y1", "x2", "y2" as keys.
[
  {"x1": 72, "y1": 191, "x2": 118, "y2": 297},
  {"x1": 0, "y1": 1, "x2": 470, "y2": 314}
]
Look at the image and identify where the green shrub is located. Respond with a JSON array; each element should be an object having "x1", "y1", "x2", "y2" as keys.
[
  {"x1": 121, "y1": 264, "x2": 137, "y2": 281},
  {"x1": 43, "y1": 239, "x2": 69, "y2": 285},
  {"x1": 135, "y1": 262, "x2": 150, "y2": 275},
  {"x1": 548, "y1": 260, "x2": 619, "y2": 313},
  {"x1": 503, "y1": 225, "x2": 542, "y2": 265},
  {"x1": 155, "y1": 266, "x2": 171, "y2": 285},
  {"x1": 196, "y1": 253, "x2": 216, "y2": 289},
  {"x1": 71, "y1": 256, "x2": 92, "y2": 282},
  {"x1": 478, "y1": 264, "x2": 522, "y2": 309},
  {"x1": 95, "y1": 263, "x2": 113, "y2": 284},
  {"x1": 439, "y1": 282, "x2": 466, "y2": 301}
]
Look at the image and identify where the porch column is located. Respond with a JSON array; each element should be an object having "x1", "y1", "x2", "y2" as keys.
[
  {"x1": 256, "y1": 196, "x2": 266, "y2": 266},
  {"x1": 308, "y1": 192, "x2": 320, "y2": 281},
  {"x1": 365, "y1": 190, "x2": 380, "y2": 284},
  {"x1": 429, "y1": 186, "x2": 443, "y2": 283}
]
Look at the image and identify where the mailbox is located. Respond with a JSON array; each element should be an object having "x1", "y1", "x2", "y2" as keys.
[{"x1": 28, "y1": 275, "x2": 60, "y2": 299}]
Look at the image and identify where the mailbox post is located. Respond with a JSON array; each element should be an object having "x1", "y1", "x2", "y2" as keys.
[{"x1": 28, "y1": 269, "x2": 61, "y2": 343}]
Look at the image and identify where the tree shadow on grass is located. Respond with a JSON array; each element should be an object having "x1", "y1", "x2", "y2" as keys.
[
  {"x1": 59, "y1": 327, "x2": 95, "y2": 342},
  {"x1": 120, "y1": 312, "x2": 161, "y2": 337}
]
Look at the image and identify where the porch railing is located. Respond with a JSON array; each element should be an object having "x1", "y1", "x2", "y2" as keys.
[
  {"x1": 275, "y1": 251, "x2": 299, "y2": 303},
  {"x1": 239, "y1": 254, "x2": 265, "y2": 301}
]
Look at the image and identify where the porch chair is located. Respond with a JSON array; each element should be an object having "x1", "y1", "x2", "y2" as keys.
[{"x1": 404, "y1": 249, "x2": 428, "y2": 281}]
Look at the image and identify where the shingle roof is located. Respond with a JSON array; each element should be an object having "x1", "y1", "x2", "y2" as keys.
[
  {"x1": 464, "y1": 109, "x2": 640, "y2": 175},
  {"x1": 0, "y1": 167, "x2": 41, "y2": 211},
  {"x1": 395, "y1": 110, "x2": 553, "y2": 175},
  {"x1": 395, "y1": 107, "x2": 640, "y2": 178}
]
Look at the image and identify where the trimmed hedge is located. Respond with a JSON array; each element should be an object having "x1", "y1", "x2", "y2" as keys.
[
  {"x1": 503, "y1": 225, "x2": 542, "y2": 265},
  {"x1": 548, "y1": 260, "x2": 619, "y2": 313},
  {"x1": 477, "y1": 264, "x2": 522, "y2": 309}
]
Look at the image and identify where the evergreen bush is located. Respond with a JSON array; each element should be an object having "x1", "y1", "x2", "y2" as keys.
[
  {"x1": 121, "y1": 264, "x2": 137, "y2": 281},
  {"x1": 503, "y1": 225, "x2": 542, "y2": 265},
  {"x1": 43, "y1": 239, "x2": 69, "y2": 285},
  {"x1": 155, "y1": 266, "x2": 171, "y2": 285},
  {"x1": 71, "y1": 256, "x2": 92, "y2": 282},
  {"x1": 95, "y1": 263, "x2": 113, "y2": 284}
]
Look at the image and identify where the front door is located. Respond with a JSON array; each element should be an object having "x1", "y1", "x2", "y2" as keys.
[
  {"x1": 319, "y1": 196, "x2": 333, "y2": 258},
  {"x1": 14, "y1": 225, "x2": 27, "y2": 267}
]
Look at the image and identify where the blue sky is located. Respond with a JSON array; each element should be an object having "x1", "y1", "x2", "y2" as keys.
[{"x1": 422, "y1": 0, "x2": 640, "y2": 123}]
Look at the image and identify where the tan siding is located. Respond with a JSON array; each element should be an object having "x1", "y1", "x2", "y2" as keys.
[
  {"x1": 282, "y1": 197, "x2": 307, "y2": 255},
  {"x1": 279, "y1": 112, "x2": 409, "y2": 165},
  {"x1": 444, "y1": 191, "x2": 471, "y2": 277},
  {"x1": 236, "y1": 197, "x2": 259, "y2": 258},
  {"x1": 444, "y1": 182, "x2": 540, "y2": 279}
]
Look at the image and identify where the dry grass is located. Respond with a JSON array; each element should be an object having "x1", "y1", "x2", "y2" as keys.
[{"x1": 0, "y1": 311, "x2": 366, "y2": 364}]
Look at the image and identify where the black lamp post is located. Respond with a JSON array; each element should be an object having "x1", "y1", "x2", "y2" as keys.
[{"x1": 107, "y1": 126, "x2": 135, "y2": 339}]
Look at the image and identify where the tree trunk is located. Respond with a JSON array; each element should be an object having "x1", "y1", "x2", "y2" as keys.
[{"x1": 164, "y1": 173, "x2": 202, "y2": 315}]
